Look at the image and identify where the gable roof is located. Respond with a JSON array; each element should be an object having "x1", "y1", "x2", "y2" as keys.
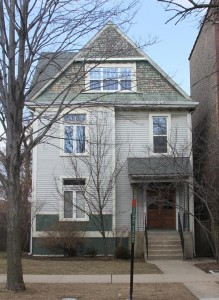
[
  {"x1": 29, "y1": 22, "x2": 195, "y2": 104},
  {"x1": 74, "y1": 21, "x2": 145, "y2": 59},
  {"x1": 29, "y1": 52, "x2": 76, "y2": 100}
]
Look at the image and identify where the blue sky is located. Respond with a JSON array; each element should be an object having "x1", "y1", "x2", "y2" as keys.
[{"x1": 128, "y1": 0, "x2": 200, "y2": 95}]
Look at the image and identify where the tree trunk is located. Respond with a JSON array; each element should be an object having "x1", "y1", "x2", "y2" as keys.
[
  {"x1": 102, "y1": 235, "x2": 108, "y2": 257},
  {"x1": 212, "y1": 220, "x2": 219, "y2": 263},
  {"x1": 100, "y1": 212, "x2": 108, "y2": 256},
  {"x1": 5, "y1": 90, "x2": 26, "y2": 290},
  {"x1": 6, "y1": 169, "x2": 25, "y2": 291}
]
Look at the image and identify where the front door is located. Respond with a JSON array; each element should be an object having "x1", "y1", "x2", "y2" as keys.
[{"x1": 147, "y1": 189, "x2": 176, "y2": 229}]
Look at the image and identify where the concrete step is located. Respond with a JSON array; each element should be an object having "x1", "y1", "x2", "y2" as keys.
[
  {"x1": 146, "y1": 230, "x2": 183, "y2": 260},
  {"x1": 149, "y1": 240, "x2": 181, "y2": 246},
  {"x1": 147, "y1": 230, "x2": 179, "y2": 235},
  {"x1": 148, "y1": 255, "x2": 183, "y2": 260},
  {"x1": 148, "y1": 234, "x2": 180, "y2": 240},
  {"x1": 149, "y1": 249, "x2": 183, "y2": 255},
  {"x1": 148, "y1": 244, "x2": 182, "y2": 250}
]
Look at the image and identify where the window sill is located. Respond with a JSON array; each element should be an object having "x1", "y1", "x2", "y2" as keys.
[
  {"x1": 150, "y1": 152, "x2": 173, "y2": 157},
  {"x1": 60, "y1": 153, "x2": 89, "y2": 157},
  {"x1": 60, "y1": 218, "x2": 89, "y2": 222},
  {"x1": 82, "y1": 90, "x2": 136, "y2": 93}
]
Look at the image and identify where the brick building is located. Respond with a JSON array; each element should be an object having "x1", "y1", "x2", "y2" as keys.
[{"x1": 189, "y1": 7, "x2": 219, "y2": 257}]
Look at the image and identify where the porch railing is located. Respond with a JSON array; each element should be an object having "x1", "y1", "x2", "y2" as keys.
[
  {"x1": 178, "y1": 212, "x2": 185, "y2": 259},
  {"x1": 144, "y1": 214, "x2": 149, "y2": 260}
]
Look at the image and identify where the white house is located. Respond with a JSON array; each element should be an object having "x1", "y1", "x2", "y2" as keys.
[{"x1": 28, "y1": 23, "x2": 198, "y2": 258}]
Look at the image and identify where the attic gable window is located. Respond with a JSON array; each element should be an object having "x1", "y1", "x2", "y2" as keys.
[{"x1": 89, "y1": 67, "x2": 132, "y2": 91}]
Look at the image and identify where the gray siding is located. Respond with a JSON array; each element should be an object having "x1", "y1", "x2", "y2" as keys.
[
  {"x1": 34, "y1": 108, "x2": 114, "y2": 216},
  {"x1": 115, "y1": 110, "x2": 149, "y2": 229},
  {"x1": 171, "y1": 113, "x2": 189, "y2": 156},
  {"x1": 115, "y1": 110, "x2": 149, "y2": 158},
  {"x1": 33, "y1": 109, "x2": 191, "y2": 231},
  {"x1": 115, "y1": 110, "x2": 190, "y2": 229}
]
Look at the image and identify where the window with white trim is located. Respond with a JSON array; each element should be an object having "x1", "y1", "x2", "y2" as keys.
[
  {"x1": 64, "y1": 114, "x2": 86, "y2": 154},
  {"x1": 63, "y1": 179, "x2": 86, "y2": 220},
  {"x1": 89, "y1": 67, "x2": 132, "y2": 91},
  {"x1": 152, "y1": 116, "x2": 168, "y2": 153}
]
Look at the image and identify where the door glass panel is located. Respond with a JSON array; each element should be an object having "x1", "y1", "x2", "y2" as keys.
[
  {"x1": 148, "y1": 196, "x2": 158, "y2": 209},
  {"x1": 163, "y1": 196, "x2": 174, "y2": 209}
]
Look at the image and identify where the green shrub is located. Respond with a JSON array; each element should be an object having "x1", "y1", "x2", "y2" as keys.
[
  {"x1": 86, "y1": 247, "x2": 97, "y2": 257},
  {"x1": 39, "y1": 221, "x2": 85, "y2": 257},
  {"x1": 114, "y1": 246, "x2": 130, "y2": 259}
]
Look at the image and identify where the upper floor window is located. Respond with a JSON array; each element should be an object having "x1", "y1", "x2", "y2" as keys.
[
  {"x1": 89, "y1": 67, "x2": 132, "y2": 91},
  {"x1": 152, "y1": 116, "x2": 168, "y2": 154},
  {"x1": 64, "y1": 114, "x2": 86, "y2": 154}
]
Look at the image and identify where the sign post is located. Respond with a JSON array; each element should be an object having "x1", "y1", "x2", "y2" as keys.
[{"x1": 130, "y1": 199, "x2": 136, "y2": 300}]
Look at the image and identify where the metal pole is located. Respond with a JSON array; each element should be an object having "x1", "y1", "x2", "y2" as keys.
[
  {"x1": 130, "y1": 198, "x2": 136, "y2": 300},
  {"x1": 130, "y1": 231, "x2": 134, "y2": 300}
]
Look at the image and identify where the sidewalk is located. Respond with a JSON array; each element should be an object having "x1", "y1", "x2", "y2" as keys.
[
  {"x1": 0, "y1": 259, "x2": 219, "y2": 299},
  {"x1": 153, "y1": 260, "x2": 219, "y2": 300}
]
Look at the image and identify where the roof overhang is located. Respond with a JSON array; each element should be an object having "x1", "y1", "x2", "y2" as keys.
[{"x1": 128, "y1": 157, "x2": 192, "y2": 183}]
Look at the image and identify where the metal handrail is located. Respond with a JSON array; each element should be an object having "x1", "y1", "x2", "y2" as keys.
[
  {"x1": 144, "y1": 215, "x2": 148, "y2": 260},
  {"x1": 178, "y1": 212, "x2": 185, "y2": 259}
]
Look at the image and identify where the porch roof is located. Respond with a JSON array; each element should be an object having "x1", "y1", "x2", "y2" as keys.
[{"x1": 128, "y1": 157, "x2": 192, "y2": 182}]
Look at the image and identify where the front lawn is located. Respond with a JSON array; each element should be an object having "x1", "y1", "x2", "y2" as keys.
[
  {"x1": 0, "y1": 283, "x2": 197, "y2": 299},
  {"x1": 0, "y1": 253, "x2": 161, "y2": 275}
]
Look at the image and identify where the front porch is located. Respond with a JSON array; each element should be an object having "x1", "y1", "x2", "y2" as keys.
[{"x1": 128, "y1": 157, "x2": 194, "y2": 259}]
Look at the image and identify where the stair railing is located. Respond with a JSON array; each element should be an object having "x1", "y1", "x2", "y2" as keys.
[
  {"x1": 144, "y1": 214, "x2": 148, "y2": 260},
  {"x1": 178, "y1": 212, "x2": 185, "y2": 259}
]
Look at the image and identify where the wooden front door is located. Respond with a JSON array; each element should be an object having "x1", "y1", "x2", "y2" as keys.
[{"x1": 147, "y1": 190, "x2": 176, "y2": 229}]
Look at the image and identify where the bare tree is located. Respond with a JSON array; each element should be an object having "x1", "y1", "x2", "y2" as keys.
[
  {"x1": 157, "y1": 0, "x2": 219, "y2": 24},
  {"x1": 0, "y1": 0, "x2": 139, "y2": 291},
  {"x1": 20, "y1": 136, "x2": 32, "y2": 252},
  {"x1": 0, "y1": 137, "x2": 31, "y2": 252},
  {"x1": 142, "y1": 125, "x2": 219, "y2": 262},
  {"x1": 58, "y1": 110, "x2": 126, "y2": 256}
]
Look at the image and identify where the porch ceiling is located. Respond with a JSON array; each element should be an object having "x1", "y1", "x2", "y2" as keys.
[{"x1": 128, "y1": 157, "x2": 192, "y2": 182}]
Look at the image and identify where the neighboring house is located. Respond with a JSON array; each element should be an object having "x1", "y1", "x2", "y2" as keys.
[
  {"x1": 29, "y1": 22, "x2": 198, "y2": 258},
  {"x1": 189, "y1": 8, "x2": 219, "y2": 257}
]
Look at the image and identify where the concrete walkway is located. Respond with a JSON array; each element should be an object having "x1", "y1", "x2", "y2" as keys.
[
  {"x1": 0, "y1": 259, "x2": 219, "y2": 299},
  {"x1": 153, "y1": 260, "x2": 219, "y2": 300}
]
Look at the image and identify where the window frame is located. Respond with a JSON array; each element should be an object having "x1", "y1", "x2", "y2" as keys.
[
  {"x1": 61, "y1": 112, "x2": 88, "y2": 156},
  {"x1": 60, "y1": 177, "x2": 89, "y2": 222},
  {"x1": 85, "y1": 63, "x2": 136, "y2": 92},
  {"x1": 149, "y1": 113, "x2": 171, "y2": 155}
]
